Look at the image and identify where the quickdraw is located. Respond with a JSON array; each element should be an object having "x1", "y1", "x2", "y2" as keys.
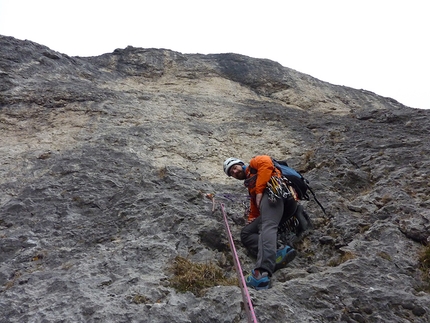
[
  {"x1": 278, "y1": 215, "x2": 300, "y2": 233},
  {"x1": 266, "y1": 176, "x2": 298, "y2": 203}
]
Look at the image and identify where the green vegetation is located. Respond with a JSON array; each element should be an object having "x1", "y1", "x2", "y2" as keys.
[{"x1": 169, "y1": 256, "x2": 237, "y2": 297}]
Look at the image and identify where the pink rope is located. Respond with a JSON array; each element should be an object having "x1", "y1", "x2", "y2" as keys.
[{"x1": 221, "y1": 203, "x2": 258, "y2": 323}]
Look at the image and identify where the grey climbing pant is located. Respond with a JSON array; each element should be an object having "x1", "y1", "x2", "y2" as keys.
[{"x1": 241, "y1": 193, "x2": 298, "y2": 275}]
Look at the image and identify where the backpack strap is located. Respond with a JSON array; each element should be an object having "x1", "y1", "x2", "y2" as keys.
[
  {"x1": 273, "y1": 158, "x2": 327, "y2": 216},
  {"x1": 248, "y1": 166, "x2": 257, "y2": 174}
]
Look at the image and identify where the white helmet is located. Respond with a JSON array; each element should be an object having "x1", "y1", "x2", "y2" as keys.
[{"x1": 223, "y1": 157, "x2": 244, "y2": 176}]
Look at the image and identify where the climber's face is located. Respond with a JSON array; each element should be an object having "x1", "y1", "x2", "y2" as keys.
[{"x1": 230, "y1": 164, "x2": 246, "y2": 180}]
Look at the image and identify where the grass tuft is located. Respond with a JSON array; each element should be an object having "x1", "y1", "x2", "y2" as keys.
[{"x1": 168, "y1": 256, "x2": 237, "y2": 297}]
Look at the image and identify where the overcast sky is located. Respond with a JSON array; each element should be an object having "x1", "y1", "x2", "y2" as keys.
[{"x1": 1, "y1": 0, "x2": 428, "y2": 109}]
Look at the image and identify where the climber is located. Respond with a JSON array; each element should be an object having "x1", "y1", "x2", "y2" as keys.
[{"x1": 223, "y1": 155, "x2": 302, "y2": 290}]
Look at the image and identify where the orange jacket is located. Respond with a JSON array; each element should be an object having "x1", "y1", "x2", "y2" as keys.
[{"x1": 244, "y1": 155, "x2": 281, "y2": 222}]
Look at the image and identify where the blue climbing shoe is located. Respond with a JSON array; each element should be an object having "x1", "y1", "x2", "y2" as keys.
[
  {"x1": 274, "y1": 245, "x2": 297, "y2": 271},
  {"x1": 245, "y1": 269, "x2": 270, "y2": 290}
]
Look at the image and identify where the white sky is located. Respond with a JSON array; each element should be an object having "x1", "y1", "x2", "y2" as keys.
[{"x1": 0, "y1": 0, "x2": 428, "y2": 109}]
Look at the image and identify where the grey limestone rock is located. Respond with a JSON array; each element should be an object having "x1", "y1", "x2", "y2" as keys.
[{"x1": 1, "y1": 35, "x2": 429, "y2": 322}]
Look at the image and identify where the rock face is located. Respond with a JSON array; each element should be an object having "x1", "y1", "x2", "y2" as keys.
[{"x1": 1, "y1": 35, "x2": 429, "y2": 322}]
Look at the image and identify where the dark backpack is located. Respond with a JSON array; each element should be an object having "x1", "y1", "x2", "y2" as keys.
[{"x1": 272, "y1": 158, "x2": 326, "y2": 215}]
